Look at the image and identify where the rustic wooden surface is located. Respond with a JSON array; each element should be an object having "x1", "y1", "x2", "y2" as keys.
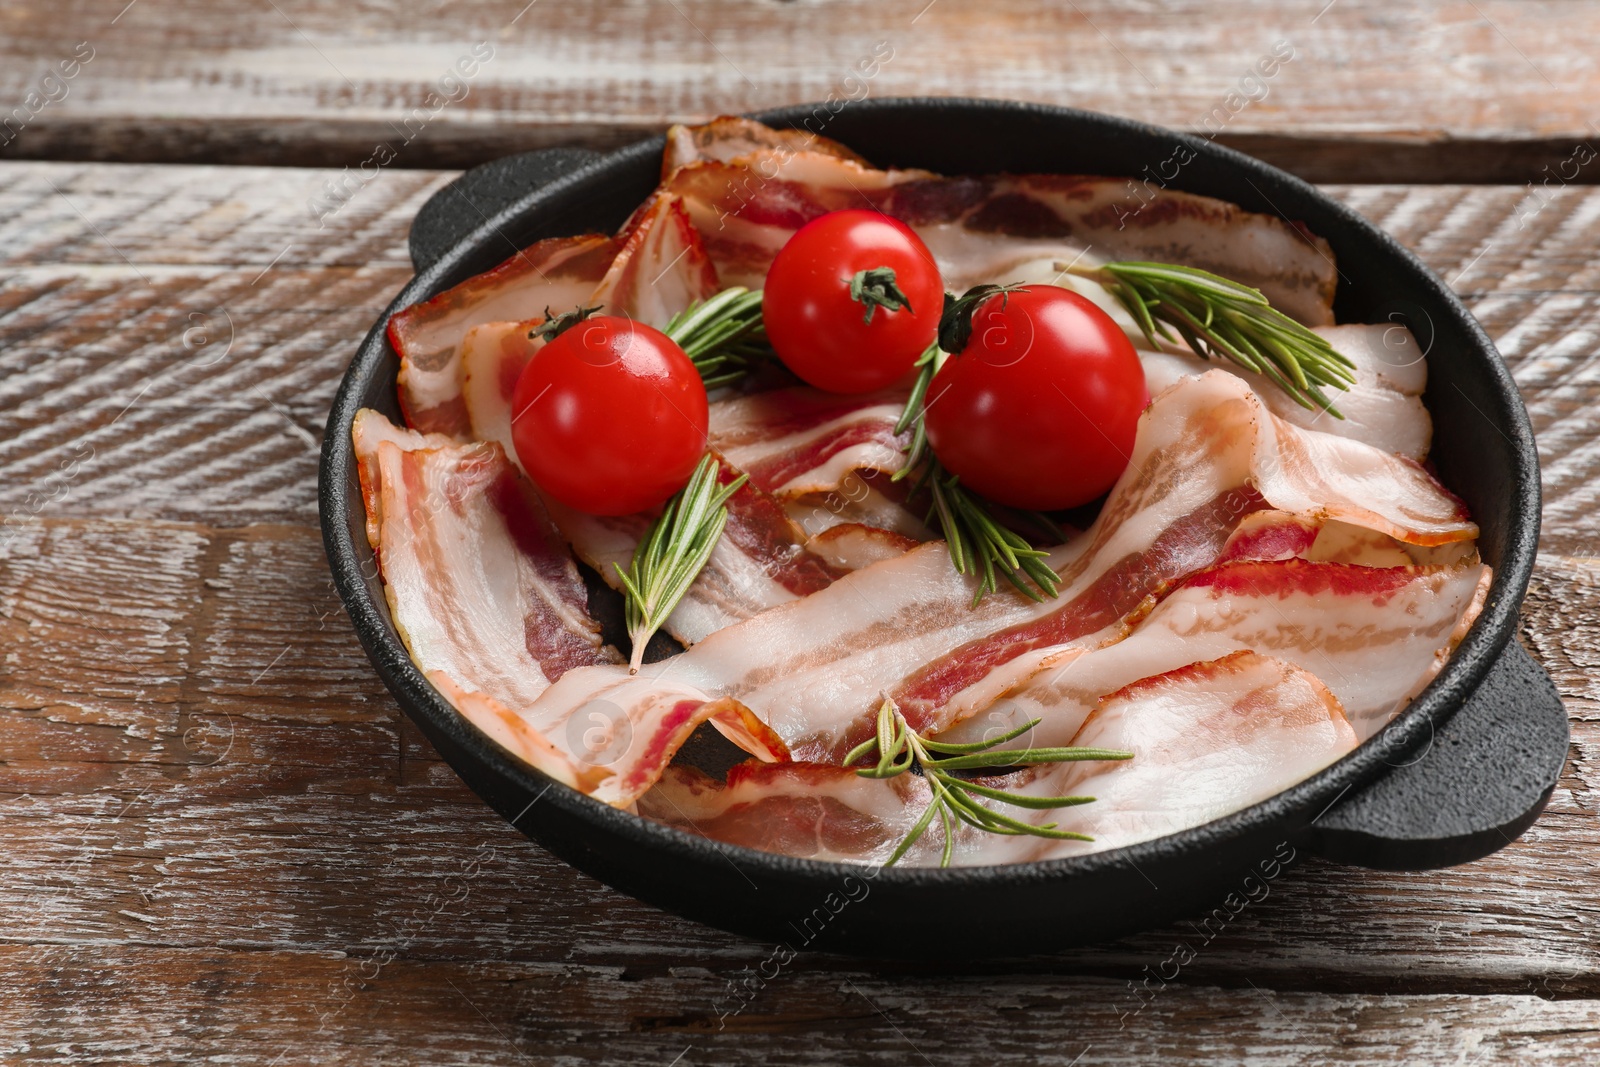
[
  {"x1": 5, "y1": 0, "x2": 1600, "y2": 1061},
  {"x1": 3, "y1": 164, "x2": 1600, "y2": 1065},
  {"x1": 2, "y1": 0, "x2": 1600, "y2": 182}
]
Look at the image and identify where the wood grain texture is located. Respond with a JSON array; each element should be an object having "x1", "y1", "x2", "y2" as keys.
[
  {"x1": 1, "y1": 0, "x2": 1599, "y2": 181},
  {"x1": 4, "y1": 159, "x2": 1600, "y2": 1062}
]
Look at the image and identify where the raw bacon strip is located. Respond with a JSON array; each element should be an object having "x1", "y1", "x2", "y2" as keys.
[
  {"x1": 539, "y1": 460, "x2": 859, "y2": 647},
  {"x1": 804, "y1": 523, "x2": 920, "y2": 571},
  {"x1": 460, "y1": 320, "x2": 540, "y2": 452},
  {"x1": 1140, "y1": 323, "x2": 1433, "y2": 460},
  {"x1": 528, "y1": 371, "x2": 1478, "y2": 768},
  {"x1": 388, "y1": 234, "x2": 620, "y2": 435},
  {"x1": 1216, "y1": 509, "x2": 1322, "y2": 563},
  {"x1": 507, "y1": 666, "x2": 789, "y2": 804},
  {"x1": 354, "y1": 410, "x2": 617, "y2": 695},
  {"x1": 885, "y1": 370, "x2": 1474, "y2": 742},
  {"x1": 459, "y1": 205, "x2": 717, "y2": 459},
  {"x1": 587, "y1": 194, "x2": 721, "y2": 328},
  {"x1": 785, "y1": 472, "x2": 937, "y2": 541},
  {"x1": 351, "y1": 408, "x2": 461, "y2": 559},
  {"x1": 658, "y1": 131, "x2": 1334, "y2": 324},
  {"x1": 643, "y1": 652, "x2": 1360, "y2": 867},
  {"x1": 707, "y1": 385, "x2": 909, "y2": 497},
  {"x1": 946, "y1": 557, "x2": 1490, "y2": 751},
  {"x1": 662, "y1": 116, "x2": 871, "y2": 179},
  {"x1": 353, "y1": 409, "x2": 780, "y2": 807},
  {"x1": 639, "y1": 762, "x2": 932, "y2": 866},
  {"x1": 1010, "y1": 652, "x2": 1359, "y2": 861}
]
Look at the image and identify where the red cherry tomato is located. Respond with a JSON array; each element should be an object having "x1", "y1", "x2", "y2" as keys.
[
  {"x1": 762, "y1": 210, "x2": 944, "y2": 394},
  {"x1": 923, "y1": 287, "x2": 1149, "y2": 511},
  {"x1": 511, "y1": 316, "x2": 708, "y2": 516}
]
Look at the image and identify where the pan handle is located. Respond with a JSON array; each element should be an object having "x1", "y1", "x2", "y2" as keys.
[
  {"x1": 408, "y1": 147, "x2": 603, "y2": 273},
  {"x1": 1305, "y1": 640, "x2": 1569, "y2": 870}
]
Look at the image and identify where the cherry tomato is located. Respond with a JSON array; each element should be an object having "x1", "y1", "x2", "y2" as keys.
[
  {"x1": 762, "y1": 210, "x2": 944, "y2": 393},
  {"x1": 922, "y1": 286, "x2": 1148, "y2": 511},
  {"x1": 511, "y1": 316, "x2": 708, "y2": 516}
]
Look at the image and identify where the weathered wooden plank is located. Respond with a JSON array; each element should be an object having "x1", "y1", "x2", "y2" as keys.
[
  {"x1": 6, "y1": 946, "x2": 1600, "y2": 1065},
  {"x1": 2, "y1": 0, "x2": 1598, "y2": 182}
]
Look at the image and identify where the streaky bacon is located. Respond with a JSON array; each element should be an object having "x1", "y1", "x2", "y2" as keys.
[
  {"x1": 662, "y1": 116, "x2": 871, "y2": 179},
  {"x1": 882, "y1": 369, "x2": 1475, "y2": 745},
  {"x1": 642, "y1": 652, "x2": 1360, "y2": 867},
  {"x1": 804, "y1": 523, "x2": 920, "y2": 571},
  {"x1": 516, "y1": 371, "x2": 1477, "y2": 770},
  {"x1": 945, "y1": 557, "x2": 1490, "y2": 752},
  {"x1": 1008, "y1": 651, "x2": 1360, "y2": 860},
  {"x1": 707, "y1": 384, "x2": 909, "y2": 497},
  {"x1": 391, "y1": 188, "x2": 719, "y2": 441},
  {"x1": 536, "y1": 456, "x2": 870, "y2": 647},
  {"x1": 655, "y1": 129, "x2": 1334, "y2": 324},
  {"x1": 588, "y1": 193, "x2": 721, "y2": 327},
  {"x1": 1216, "y1": 509, "x2": 1322, "y2": 563},
  {"x1": 460, "y1": 320, "x2": 541, "y2": 450},
  {"x1": 353, "y1": 409, "x2": 784, "y2": 807},
  {"x1": 784, "y1": 471, "x2": 937, "y2": 541},
  {"x1": 388, "y1": 234, "x2": 619, "y2": 435},
  {"x1": 1139, "y1": 322, "x2": 1433, "y2": 460},
  {"x1": 639, "y1": 761, "x2": 931, "y2": 865}
]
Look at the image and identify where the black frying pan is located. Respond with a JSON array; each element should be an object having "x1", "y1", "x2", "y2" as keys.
[{"x1": 319, "y1": 99, "x2": 1568, "y2": 956}]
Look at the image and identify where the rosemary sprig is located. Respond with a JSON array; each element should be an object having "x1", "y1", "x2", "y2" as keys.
[
  {"x1": 845, "y1": 698, "x2": 1132, "y2": 867},
  {"x1": 892, "y1": 291, "x2": 1061, "y2": 605},
  {"x1": 661, "y1": 287, "x2": 772, "y2": 389},
  {"x1": 613, "y1": 455, "x2": 748, "y2": 672},
  {"x1": 925, "y1": 467, "x2": 1062, "y2": 606},
  {"x1": 1065, "y1": 261, "x2": 1357, "y2": 416}
]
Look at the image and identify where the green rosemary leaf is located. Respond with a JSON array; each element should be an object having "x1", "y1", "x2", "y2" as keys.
[
  {"x1": 850, "y1": 698, "x2": 1128, "y2": 866},
  {"x1": 953, "y1": 779, "x2": 1097, "y2": 810},
  {"x1": 614, "y1": 455, "x2": 747, "y2": 672},
  {"x1": 1068, "y1": 260, "x2": 1355, "y2": 417},
  {"x1": 926, "y1": 746, "x2": 1134, "y2": 772},
  {"x1": 661, "y1": 287, "x2": 772, "y2": 388},
  {"x1": 917, "y1": 718, "x2": 1045, "y2": 754},
  {"x1": 928, "y1": 469, "x2": 1059, "y2": 605}
]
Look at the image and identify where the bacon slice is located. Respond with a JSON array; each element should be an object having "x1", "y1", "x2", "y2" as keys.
[
  {"x1": 451, "y1": 327, "x2": 886, "y2": 647},
  {"x1": 391, "y1": 191, "x2": 718, "y2": 440},
  {"x1": 643, "y1": 652, "x2": 1360, "y2": 867},
  {"x1": 881, "y1": 369, "x2": 1473, "y2": 745},
  {"x1": 587, "y1": 193, "x2": 721, "y2": 328},
  {"x1": 538, "y1": 462, "x2": 858, "y2": 647},
  {"x1": 1140, "y1": 323, "x2": 1432, "y2": 460},
  {"x1": 523, "y1": 371, "x2": 1477, "y2": 769},
  {"x1": 388, "y1": 234, "x2": 620, "y2": 436},
  {"x1": 353, "y1": 410, "x2": 778, "y2": 806},
  {"x1": 707, "y1": 385, "x2": 910, "y2": 497},
  {"x1": 657, "y1": 129, "x2": 1334, "y2": 324},
  {"x1": 639, "y1": 762, "x2": 930, "y2": 865},
  {"x1": 785, "y1": 471, "x2": 937, "y2": 541},
  {"x1": 662, "y1": 115, "x2": 870, "y2": 179},
  {"x1": 353, "y1": 409, "x2": 615, "y2": 783},
  {"x1": 948, "y1": 557, "x2": 1490, "y2": 751},
  {"x1": 1009, "y1": 652, "x2": 1360, "y2": 860}
]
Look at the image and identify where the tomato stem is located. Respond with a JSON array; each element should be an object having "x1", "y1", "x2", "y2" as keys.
[{"x1": 848, "y1": 266, "x2": 915, "y2": 324}]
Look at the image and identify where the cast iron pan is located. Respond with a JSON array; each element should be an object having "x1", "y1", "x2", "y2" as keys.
[{"x1": 320, "y1": 98, "x2": 1569, "y2": 956}]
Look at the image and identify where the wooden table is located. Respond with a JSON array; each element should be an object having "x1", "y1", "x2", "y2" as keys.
[{"x1": 4, "y1": 2, "x2": 1600, "y2": 1062}]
